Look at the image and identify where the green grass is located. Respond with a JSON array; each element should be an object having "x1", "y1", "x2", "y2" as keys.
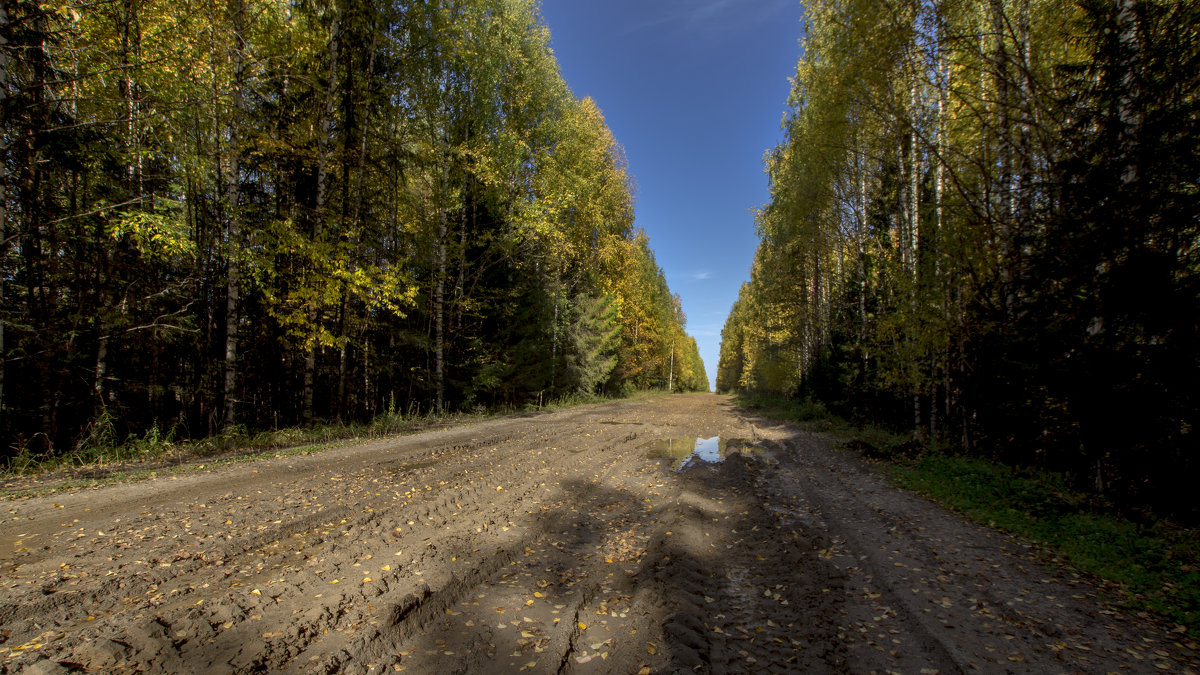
[
  {"x1": 532, "y1": 387, "x2": 669, "y2": 412},
  {"x1": 733, "y1": 392, "x2": 1200, "y2": 638},
  {"x1": 886, "y1": 453, "x2": 1200, "y2": 635},
  {"x1": 3, "y1": 409, "x2": 477, "y2": 480},
  {"x1": 2, "y1": 389, "x2": 670, "y2": 496},
  {"x1": 1, "y1": 440, "x2": 350, "y2": 499},
  {"x1": 733, "y1": 391, "x2": 836, "y2": 427}
]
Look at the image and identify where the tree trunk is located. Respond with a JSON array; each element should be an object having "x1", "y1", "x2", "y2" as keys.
[
  {"x1": 668, "y1": 338, "x2": 674, "y2": 392},
  {"x1": 304, "y1": 348, "x2": 316, "y2": 424},
  {"x1": 222, "y1": 0, "x2": 247, "y2": 432},
  {"x1": 1014, "y1": 0, "x2": 1034, "y2": 298},
  {"x1": 550, "y1": 266, "x2": 560, "y2": 394},
  {"x1": 94, "y1": 332, "x2": 109, "y2": 403},
  {"x1": 1, "y1": 19, "x2": 9, "y2": 416},
  {"x1": 856, "y1": 142, "x2": 868, "y2": 375},
  {"x1": 337, "y1": 22, "x2": 378, "y2": 422},
  {"x1": 336, "y1": 293, "x2": 348, "y2": 421},
  {"x1": 435, "y1": 162, "x2": 448, "y2": 413},
  {"x1": 989, "y1": 0, "x2": 1017, "y2": 320},
  {"x1": 0, "y1": 164, "x2": 7, "y2": 417},
  {"x1": 907, "y1": 76, "x2": 924, "y2": 441},
  {"x1": 305, "y1": 9, "x2": 341, "y2": 424},
  {"x1": 936, "y1": 46, "x2": 946, "y2": 274},
  {"x1": 1116, "y1": 0, "x2": 1139, "y2": 185},
  {"x1": 909, "y1": 82, "x2": 920, "y2": 276}
]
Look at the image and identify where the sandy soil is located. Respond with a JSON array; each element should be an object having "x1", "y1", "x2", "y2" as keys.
[{"x1": 1, "y1": 394, "x2": 1197, "y2": 674}]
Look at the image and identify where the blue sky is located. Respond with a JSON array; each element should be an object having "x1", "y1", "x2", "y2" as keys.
[{"x1": 539, "y1": 0, "x2": 804, "y2": 391}]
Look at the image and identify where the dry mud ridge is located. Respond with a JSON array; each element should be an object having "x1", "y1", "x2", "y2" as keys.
[{"x1": 2, "y1": 394, "x2": 1198, "y2": 674}]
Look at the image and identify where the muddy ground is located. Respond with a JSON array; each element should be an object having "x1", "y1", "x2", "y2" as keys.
[{"x1": 2, "y1": 394, "x2": 1197, "y2": 674}]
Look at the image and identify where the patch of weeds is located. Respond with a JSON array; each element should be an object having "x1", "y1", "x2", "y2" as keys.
[
  {"x1": 734, "y1": 392, "x2": 829, "y2": 423},
  {"x1": 4, "y1": 438, "x2": 51, "y2": 476},
  {"x1": 733, "y1": 391, "x2": 889, "y2": 438},
  {"x1": 526, "y1": 388, "x2": 669, "y2": 413},
  {"x1": 2, "y1": 387, "x2": 665, "y2": 490},
  {"x1": 887, "y1": 452, "x2": 1200, "y2": 636}
]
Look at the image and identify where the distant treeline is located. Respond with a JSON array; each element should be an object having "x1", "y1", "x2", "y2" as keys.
[
  {"x1": 0, "y1": 0, "x2": 707, "y2": 455},
  {"x1": 718, "y1": 0, "x2": 1199, "y2": 518}
]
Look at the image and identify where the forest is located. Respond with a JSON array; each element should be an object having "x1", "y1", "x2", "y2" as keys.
[
  {"x1": 0, "y1": 0, "x2": 708, "y2": 458},
  {"x1": 717, "y1": 0, "x2": 1199, "y2": 519}
]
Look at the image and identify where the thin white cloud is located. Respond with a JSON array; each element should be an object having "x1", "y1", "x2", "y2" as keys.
[
  {"x1": 691, "y1": 270, "x2": 713, "y2": 281},
  {"x1": 624, "y1": 0, "x2": 790, "y2": 37}
]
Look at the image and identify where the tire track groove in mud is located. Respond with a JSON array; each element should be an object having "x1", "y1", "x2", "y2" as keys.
[
  {"x1": 780, "y1": 456, "x2": 965, "y2": 672},
  {"x1": 3, "y1": 395, "x2": 1198, "y2": 674}
]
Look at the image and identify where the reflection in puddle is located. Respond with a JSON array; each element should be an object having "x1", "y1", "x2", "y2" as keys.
[{"x1": 644, "y1": 436, "x2": 761, "y2": 470}]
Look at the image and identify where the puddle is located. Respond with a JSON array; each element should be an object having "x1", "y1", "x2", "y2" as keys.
[{"x1": 643, "y1": 436, "x2": 761, "y2": 471}]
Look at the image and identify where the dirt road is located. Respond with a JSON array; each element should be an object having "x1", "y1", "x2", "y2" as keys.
[{"x1": 2, "y1": 394, "x2": 1196, "y2": 674}]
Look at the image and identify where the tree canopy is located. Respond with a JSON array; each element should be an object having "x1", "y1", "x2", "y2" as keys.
[
  {"x1": 0, "y1": 0, "x2": 707, "y2": 456},
  {"x1": 718, "y1": 0, "x2": 1199, "y2": 519}
]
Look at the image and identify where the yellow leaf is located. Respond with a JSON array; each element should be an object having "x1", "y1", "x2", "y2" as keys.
[
  {"x1": 578, "y1": 622, "x2": 587, "y2": 630},
  {"x1": 251, "y1": 589, "x2": 261, "y2": 596}
]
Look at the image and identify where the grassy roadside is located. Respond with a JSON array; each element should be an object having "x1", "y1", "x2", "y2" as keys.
[
  {"x1": 2, "y1": 389, "x2": 670, "y2": 498},
  {"x1": 733, "y1": 392, "x2": 1200, "y2": 638}
]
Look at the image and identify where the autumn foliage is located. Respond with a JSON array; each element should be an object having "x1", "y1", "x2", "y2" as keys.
[
  {"x1": 0, "y1": 0, "x2": 706, "y2": 456},
  {"x1": 718, "y1": 0, "x2": 1200, "y2": 519}
]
